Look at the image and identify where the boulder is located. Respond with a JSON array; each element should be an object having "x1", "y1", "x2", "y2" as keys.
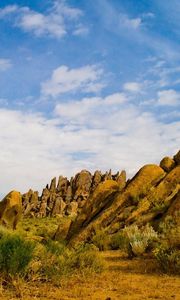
[
  {"x1": 73, "y1": 170, "x2": 92, "y2": 200},
  {"x1": 160, "y1": 156, "x2": 175, "y2": 172},
  {"x1": 0, "y1": 191, "x2": 22, "y2": 229},
  {"x1": 22, "y1": 189, "x2": 39, "y2": 217}
]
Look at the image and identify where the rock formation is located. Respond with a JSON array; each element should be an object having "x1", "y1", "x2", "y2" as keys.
[
  {"x1": 62, "y1": 150, "x2": 180, "y2": 245},
  {"x1": 0, "y1": 191, "x2": 22, "y2": 229},
  {"x1": 21, "y1": 169, "x2": 127, "y2": 218}
]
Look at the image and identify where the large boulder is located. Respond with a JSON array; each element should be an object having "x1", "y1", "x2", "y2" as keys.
[
  {"x1": 160, "y1": 156, "x2": 175, "y2": 172},
  {"x1": 0, "y1": 191, "x2": 22, "y2": 229},
  {"x1": 73, "y1": 170, "x2": 92, "y2": 201}
]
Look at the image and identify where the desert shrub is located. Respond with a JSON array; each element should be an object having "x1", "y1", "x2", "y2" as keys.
[
  {"x1": 70, "y1": 243, "x2": 105, "y2": 273},
  {"x1": 0, "y1": 234, "x2": 35, "y2": 278},
  {"x1": 154, "y1": 245, "x2": 180, "y2": 274},
  {"x1": 92, "y1": 229, "x2": 111, "y2": 250},
  {"x1": 35, "y1": 242, "x2": 104, "y2": 283},
  {"x1": 110, "y1": 232, "x2": 129, "y2": 250},
  {"x1": 113, "y1": 224, "x2": 158, "y2": 257}
]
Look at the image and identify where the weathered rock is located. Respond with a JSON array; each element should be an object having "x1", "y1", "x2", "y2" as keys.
[
  {"x1": 160, "y1": 156, "x2": 175, "y2": 172},
  {"x1": 66, "y1": 201, "x2": 78, "y2": 217},
  {"x1": 22, "y1": 189, "x2": 39, "y2": 217},
  {"x1": 49, "y1": 177, "x2": 56, "y2": 192},
  {"x1": 67, "y1": 180, "x2": 119, "y2": 241},
  {"x1": 73, "y1": 170, "x2": 92, "y2": 200},
  {"x1": 57, "y1": 176, "x2": 68, "y2": 197},
  {"x1": 54, "y1": 218, "x2": 72, "y2": 241},
  {"x1": 67, "y1": 164, "x2": 166, "y2": 244},
  {"x1": 116, "y1": 170, "x2": 126, "y2": 190},
  {"x1": 52, "y1": 197, "x2": 66, "y2": 216},
  {"x1": 0, "y1": 191, "x2": 22, "y2": 229},
  {"x1": 174, "y1": 150, "x2": 180, "y2": 165},
  {"x1": 65, "y1": 186, "x2": 72, "y2": 203},
  {"x1": 38, "y1": 188, "x2": 49, "y2": 217},
  {"x1": 92, "y1": 170, "x2": 102, "y2": 189}
]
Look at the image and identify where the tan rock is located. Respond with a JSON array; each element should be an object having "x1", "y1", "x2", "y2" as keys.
[
  {"x1": 52, "y1": 197, "x2": 66, "y2": 216},
  {"x1": 66, "y1": 201, "x2": 78, "y2": 217},
  {"x1": 0, "y1": 191, "x2": 22, "y2": 229},
  {"x1": 160, "y1": 156, "x2": 175, "y2": 172}
]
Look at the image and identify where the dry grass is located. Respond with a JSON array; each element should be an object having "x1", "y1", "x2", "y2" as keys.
[{"x1": 1, "y1": 251, "x2": 180, "y2": 300}]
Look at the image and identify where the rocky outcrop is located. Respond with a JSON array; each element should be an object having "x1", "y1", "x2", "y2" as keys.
[
  {"x1": 63, "y1": 151, "x2": 180, "y2": 245},
  {"x1": 0, "y1": 191, "x2": 22, "y2": 229},
  {"x1": 22, "y1": 169, "x2": 126, "y2": 218}
]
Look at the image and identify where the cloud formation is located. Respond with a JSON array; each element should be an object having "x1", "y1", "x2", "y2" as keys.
[
  {"x1": 0, "y1": 1, "x2": 83, "y2": 38},
  {"x1": 157, "y1": 89, "x2": 180, "y2": 106},
  {"x1": 41, "y1": 65, "x2": 104, "y2": 97}
]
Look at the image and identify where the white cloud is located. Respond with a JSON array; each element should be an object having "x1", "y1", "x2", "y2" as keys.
[
  {"x1": 73, "y1": 25, "x2": 89, "y2": 36},
  {"x1": 0, "y1": 58, "x2": 12, "y2": 71},
  {"x1": 0, "y1": 104, "x2": 179, "y2": 197},
  {"x1": 123, "y1": 16, "x2": 142, "y2": 29},
  {"x1": 0, "y1": 5, "x2": 18, "y2": 18},
  {"x1": 123, "y1": 82, "x2": 142, "y2": 93},
  {"x1": 55, "y1": 93, "x2": 127, "y2": 122},
  {"x1": 0, "y1": 1, "x2": 83, "y2": 38},
  {"x1": 41, "y1": 65, "x2": 104, "y2": 97},
  {"x1": 157, "y1": 89, "x2": 180, "y2": 106}
]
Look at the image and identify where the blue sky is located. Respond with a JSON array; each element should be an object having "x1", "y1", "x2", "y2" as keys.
[{"x1": 0, "y1": 0, "x2": 179, "y2": 196}]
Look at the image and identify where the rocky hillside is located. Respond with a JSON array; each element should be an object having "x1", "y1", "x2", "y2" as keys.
[{"x1": 61, "y1": 150, "x2": 180, "y2": 244}]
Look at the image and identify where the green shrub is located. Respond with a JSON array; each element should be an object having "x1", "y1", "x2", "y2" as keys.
[
  {"x1": 154, "y1": 245, "x2": 180, "y2": 274},
  {"x1": 92, "y1": 229, "x2": 110, "y2": 251},
  {"x1": 110, "y1": 232, "x2": 129, "y2": 250},
  {"x1": 0, "y1": 234, "x2": 35, "y2": 278}
]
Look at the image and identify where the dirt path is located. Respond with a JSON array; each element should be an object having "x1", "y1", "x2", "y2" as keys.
[{"x1": 1, "y1": 251, "x2": 180, "y2": 300}]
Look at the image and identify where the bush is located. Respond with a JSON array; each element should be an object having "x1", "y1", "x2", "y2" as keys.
[
  {"x1": 0, "y1": 234, "x2": 35, "y2": 278},
  {"x1": 154, "y1": 245, "x2": 180, "y2": 274},
  {"x1": 112, "y1": 224, "x2": 158, "y2": 257},
  {"x1": 34, "y1": 242, "x2": 105, "y2": 283},
  {"x1": 92, "y1": 229, "x2": 110, "y2": 251}
]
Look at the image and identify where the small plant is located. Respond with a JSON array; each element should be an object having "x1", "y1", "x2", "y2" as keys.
[
  {"x1": 0, "y1": 233, "x2": 35, "y2": 278},
  {"x1": 154, "y1": 245, "x2": 180, "y2": 274},
  {"x1": 92, "y1": 228, "x2": 110, "y2": 250}
]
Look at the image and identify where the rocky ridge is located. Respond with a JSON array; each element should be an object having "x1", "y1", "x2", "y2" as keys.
[
  {"x1": 22, "y1": 169, "x2": 126, "y2": 218},
  {"x1": 64, "y1": 151, "x2": 180, "y2": 245}
]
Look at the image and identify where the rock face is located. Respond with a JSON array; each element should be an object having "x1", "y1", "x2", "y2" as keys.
[
  {"x1": 22, "y1": 169, "x2": 127, "y2": 218},
  {"x1": 0, "y1": 191, "x2": 22, "y2": 229},
  {"x1": 63, "y1": 152, "x2": 180, "y2": 245}
]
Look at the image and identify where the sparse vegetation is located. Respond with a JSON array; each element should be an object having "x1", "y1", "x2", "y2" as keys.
[{"x1": 0, "y1": 232, "x2": 35, "y2": 279}]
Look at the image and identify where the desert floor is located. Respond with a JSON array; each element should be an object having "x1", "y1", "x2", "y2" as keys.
[{"x1": 1, "y1": 251, "x2": 180, "y2": 300}]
